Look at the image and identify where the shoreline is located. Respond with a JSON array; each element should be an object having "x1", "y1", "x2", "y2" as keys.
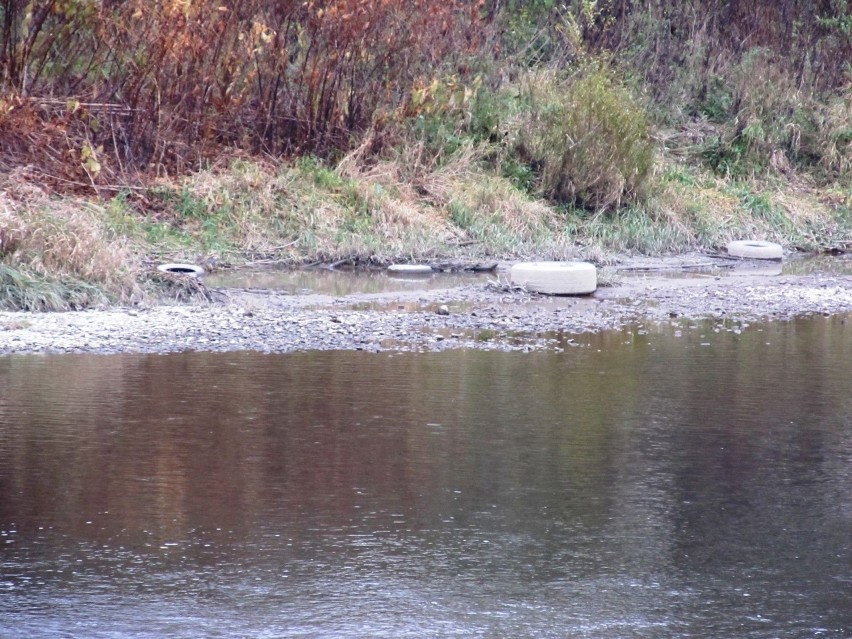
[{"x1": 1, "y1": 257, "x2": 851, "y2": 356}]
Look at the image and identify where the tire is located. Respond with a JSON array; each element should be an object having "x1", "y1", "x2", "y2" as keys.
[
  {"x1": 726, "y1": 240, "x2": 783, "y2": 260},
  {"x1": 510, "y1": 261, "x2": 597, "y2": 295},
  {"x1": 157, "y1": 263, "x2": 205, "y2": 277},
  {"x1": 387, "y1": 264, "x2": 433, "y2": 274}
]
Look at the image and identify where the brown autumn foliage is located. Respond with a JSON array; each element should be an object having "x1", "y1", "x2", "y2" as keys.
[
  {"x1": 0, "y1": 0, "x2": 484, "y2": 189},
  {"x1": 0, "y1": 0, "x2": 848, "y2": 192}
]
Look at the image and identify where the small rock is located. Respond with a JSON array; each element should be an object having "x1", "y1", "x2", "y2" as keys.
[{"x1": 436, "y1": 305, "x2": 450, "y2": 316}]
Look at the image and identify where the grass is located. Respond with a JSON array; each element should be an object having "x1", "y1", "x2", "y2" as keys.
[
  {"x1": 0, "y1": 264, "x2": 108, "y2": 311},
  {"x1": 1, "y1": 177, "x2": 143, "y2": 310},
  {"x1": 2, "y1": 6, "x2": 849, "y2": 313},
  {"x1": 1, "y1": 117, "x2": 849, "y2": 312},
  {"x1": 512, "y1": 67, "x2": 656, "y2": 211}
]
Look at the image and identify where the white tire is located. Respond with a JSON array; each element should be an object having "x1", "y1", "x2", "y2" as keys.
[
  {"x1": 510, "y1": 261, "x2": 597, "y2": 295},
  {"x1": 387, "y1": 264, "x2": 433, "y2": 274},
  {"x1": 157, "y1": 263, "x2": 205, "y2": 277},
  {"x1": 726, "y1": 240, "x2": 783, "y2": 260}
]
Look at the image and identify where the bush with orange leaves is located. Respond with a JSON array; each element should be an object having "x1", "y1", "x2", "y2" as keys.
[{"x1": 0, "y1": 0, "x2": 485, "y2": 187}]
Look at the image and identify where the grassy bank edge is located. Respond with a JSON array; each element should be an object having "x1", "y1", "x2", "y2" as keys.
[{"x1": 1, "y1": 154, "x2": 850, "y2": 312}]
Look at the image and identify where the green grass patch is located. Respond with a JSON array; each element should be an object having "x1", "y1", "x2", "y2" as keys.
[
  {"x1": 0, "y1": 264, "x2": 108, "y2": 311},
  {"x1": 510, "y1": 66, "x2": 656, "y2": 212}
]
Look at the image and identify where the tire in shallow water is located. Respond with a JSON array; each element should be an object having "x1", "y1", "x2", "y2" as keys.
[
  {"x1": 157, "y1": 263, "x2": 205, "y2": 277},
  {"x1": 510, "y1": 261, "x2": 597, "y2": 295},
  {"x1": 726, "y1": 240, "x2": 783, "y2": 260},
  {"x1": 387, "y1": 264, "x2": 433, "y2": 274}
]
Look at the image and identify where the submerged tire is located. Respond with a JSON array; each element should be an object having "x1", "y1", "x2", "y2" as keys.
[
  {"x1": 387, "y1": 264, "x2": 433, "y2": 274},
  {"x1": 726, "y1": 240, "x2": 783, "y2": 260},
  {"x1": 510, "y1": 261, "x2": 597, "y2": 295}
]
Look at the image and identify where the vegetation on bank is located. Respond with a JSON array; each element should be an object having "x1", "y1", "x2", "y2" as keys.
[{"x1": 1, "y1": 0, "x2": 850, "y2": 310}]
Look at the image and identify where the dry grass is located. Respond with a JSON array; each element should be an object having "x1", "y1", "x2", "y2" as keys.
[
  {"x1": 818, "y1": 92, "x2": 852, "y2": 179},
  {"x1": 1, "y1": 172, "x2": 143, "y2": 309},
  {"x1": 650, "y1": 161, "x2": 852, "y2": 252},
  {"x1": 339, "y1": 145, "x2": 579, "y2": 259},
  {"x1": 155, "y1": 158, "x2": 423, "y2": 264},
  {"x1": 171, "y1": 148, "x2": 579, "y2": 265},
  {"x1": 2, "y1": 144, "x2": 849, "y2": 312},
  {"x1": 174, "y1": 158, "x2": 451, "y2": 262},
  {"x1": 333, "y1": 155, "x2": 461, "y2": 258}
]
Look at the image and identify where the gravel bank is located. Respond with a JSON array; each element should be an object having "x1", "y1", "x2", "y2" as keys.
[{"x1": 1, "y1": 262, "x2": 850, "y2": 355}]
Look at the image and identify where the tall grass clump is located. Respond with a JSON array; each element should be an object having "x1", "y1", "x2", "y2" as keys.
[
  {"x1": 511, "y1": 67, "x2": 655, "y2": 213},
  {"x1": 692, "y1": 48, "x2": 852, "y2": 181},
  {"x1": 815, "y1": 91, "x2": 852, "y2": 180},
  {"x1": 0, "y1": 178, "x2": 141, "y2": 310},
  {"x1": 419, "y1": 152, "x2": 570, "y2": 256},
  {"x1": 337, "y1": 141, "x2": 583, "y2": 259},
  {"x1": 0, "y1": 264, "x2": 108, "y2": 312}
]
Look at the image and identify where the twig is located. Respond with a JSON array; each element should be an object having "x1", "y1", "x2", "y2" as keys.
[
  {"x1": 701, "y1": 251, "x2": 743, "y2": 262},
  {"x1": 485, "y1": 276, "x2": 527, "y2": 294},
  {"x1": 25, "y1": 168, "x2": 149, "y2": 192},
  {"x1": 325, "y1": 259, "x2": 351, "y2": 270},
  {"x1": 266, "y1": 240, "x2": 299, "y2": 251}
]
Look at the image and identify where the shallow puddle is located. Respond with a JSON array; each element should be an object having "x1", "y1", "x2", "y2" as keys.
[
  {"x1": 204, "y1": 256, "x2": 850, "y2": 302},
  {"x1": 618, "y1": 254, "x2": 852, "y2": 281},
  {"x1": 782, "y1": 254, "x2": 852, "y2": 275},
  {"x1": 205, "y1": 266, "x2": 490, "y2": 295}
]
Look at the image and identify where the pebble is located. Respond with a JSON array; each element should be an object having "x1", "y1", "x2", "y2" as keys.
[{"x1": 0, "y1": 274, "x2": 850, "y2": 355}]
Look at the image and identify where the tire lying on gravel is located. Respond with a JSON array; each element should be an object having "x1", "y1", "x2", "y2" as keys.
[
  {"x1": 510, "y1": 261, "x2": 597, "y2": 295},
  {"x1": 726, "y1": 240, "x2": 783, "y2": 260}
]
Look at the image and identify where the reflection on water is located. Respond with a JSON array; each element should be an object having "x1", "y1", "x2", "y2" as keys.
[
  {"x1": 783, "y1": 254, "x2": 852, "y2": 276},
  {"x1": 619, "y1": 255, "x2": 852, "y2": 282},
  {"x1": 1, "y1": 316, "x2": 850, "y2": 637}
]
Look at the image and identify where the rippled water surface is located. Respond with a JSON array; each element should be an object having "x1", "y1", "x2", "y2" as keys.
[{"x1": 1, "y1": 316, "x2": 850, "y2": 638}]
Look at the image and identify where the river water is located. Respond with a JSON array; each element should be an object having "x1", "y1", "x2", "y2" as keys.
[{"x1": 1, "y1": 316, "x2": 850, "y2": 638}]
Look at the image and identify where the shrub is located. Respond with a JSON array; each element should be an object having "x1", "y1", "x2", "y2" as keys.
[
  {"x1": 0, "y1": 0, "x2": 485, "y2": 180},
  {"x1": 512, "y1": 67, "x2": 655, "y2": 212},
  {"x1": 815, "y1": 91, "x2": 852, "y2": 179},
  {"x1": 695, "y1": 49, "x2": 851, "y2": 181}
]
